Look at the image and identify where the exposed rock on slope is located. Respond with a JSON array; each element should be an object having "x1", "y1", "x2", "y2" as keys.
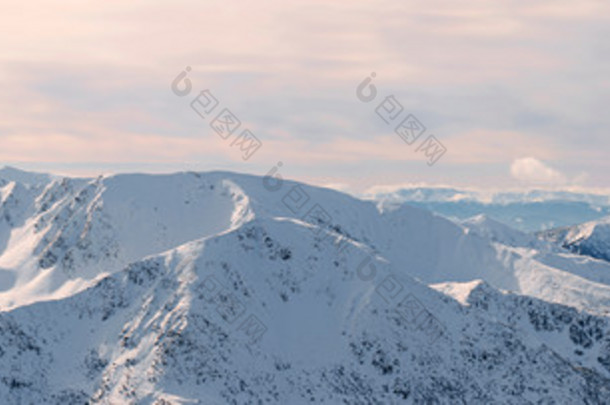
[{"x1": 1, "y1": 218, "x2": 609, "y2": 404}]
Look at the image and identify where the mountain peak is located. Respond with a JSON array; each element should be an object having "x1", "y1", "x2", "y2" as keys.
[{"x1": 0, "y1": 165, "x2": 54, "y2": 186}]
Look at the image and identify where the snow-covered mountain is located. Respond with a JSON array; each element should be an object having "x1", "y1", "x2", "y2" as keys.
[
  {"x1": 2, "y1": 218, "x2": 610, "y2": 403},
  {"x1": 538, "y1": 217, "x2": 610, "y2": 263},
  {"x1": 1, "y1": 167, "x2": 610, "y2": 403},
  {"x1": 461, "y1": 214, "x2": 541, "y2": 248}
]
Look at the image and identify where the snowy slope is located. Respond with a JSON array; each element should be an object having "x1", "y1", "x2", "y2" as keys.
[
  {"x1": 461, "y1": 214, "x2": 539, "y2": 248},
  {"x1": 2, "y1": 168, "x2": 610, "y2": 315},
  {"x1": 0, "y1": 171, "x2": 255, "y2": 308},
  {"x1": 0, "y1": 166, "x2": 54, "y2": 187},
  {"x1": 1, "y1": 218, "x2": 609, "y2": 404},
  {"x1": 0, "y1": 167, "x2": 610, "y2": 403},
  {"x1": 539, "y1": 217, "x2": 610, "y2": 263}
]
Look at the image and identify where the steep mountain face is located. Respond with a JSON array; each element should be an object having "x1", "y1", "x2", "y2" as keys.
[
  {"x1": 0, "y1": 171, "x2": 255, "y2": 308},
  {"x1": 0, "y1": 168, "x2": 610, "y2": 403},
  {"x1": 538, "y1": 217, "x2": 610, "y2": 263},
  {"x1": 1, "y1": 218, "x2": 609, "y2": 404}
]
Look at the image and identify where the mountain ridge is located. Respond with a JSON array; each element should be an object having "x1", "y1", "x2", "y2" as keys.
[
  {"x1": 1, "y1": 217, "x2": 610, "y2": 403},
  {"x1": 1, "y1": 168, "x2": 610, "y2": 403}
]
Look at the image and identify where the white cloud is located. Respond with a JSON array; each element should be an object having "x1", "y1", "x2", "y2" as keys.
[{"x1": 510, "y1": 157, "x2": 566, "y2": 184}]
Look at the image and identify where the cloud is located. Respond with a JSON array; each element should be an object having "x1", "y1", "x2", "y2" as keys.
[{"x1": 510, "y1": 157, "x2": 566, "y2": 184}]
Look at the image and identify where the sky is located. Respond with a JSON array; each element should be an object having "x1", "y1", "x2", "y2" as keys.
[{"x1": 1, "y1": 0, "x2": 609, "y2": 192}]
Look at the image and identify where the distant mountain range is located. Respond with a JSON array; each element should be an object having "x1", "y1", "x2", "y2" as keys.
[{"x1": 365, "y1": 186, "x2": 610, "y2": 232}]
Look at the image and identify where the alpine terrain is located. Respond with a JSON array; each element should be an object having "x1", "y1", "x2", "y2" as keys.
[{"x1": 0, "y1": 167, "x2": 609, "y2": 404}]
